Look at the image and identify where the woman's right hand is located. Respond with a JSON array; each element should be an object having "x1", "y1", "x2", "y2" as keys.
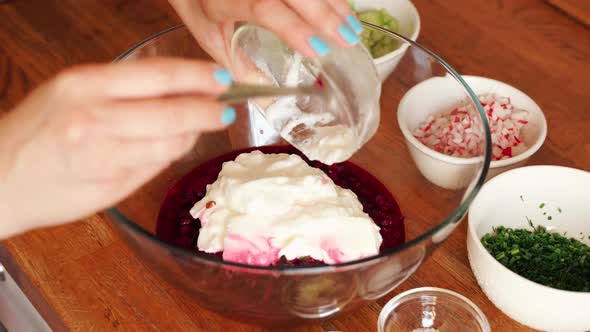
[{"x1": 0, "y1": 58, "x2": 235, "y2": 238}]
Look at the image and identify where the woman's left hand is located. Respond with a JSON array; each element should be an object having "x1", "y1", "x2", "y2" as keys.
[{"x1": 168, "y1": 0, "x2": 364, "y2": 68}]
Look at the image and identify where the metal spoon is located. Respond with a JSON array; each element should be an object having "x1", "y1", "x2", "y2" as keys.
[{"x1": 217, "y1": 83, "x2": 326, "y2": 104}]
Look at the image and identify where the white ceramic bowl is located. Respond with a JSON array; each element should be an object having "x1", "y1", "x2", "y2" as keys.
[
  {"x1": 351, "y1": 0, "x2": 420, "y2": 81},
  {"x1": 398, "y1": 75, "x2": 547, "y2": 190},
  {"x1": 467, "y1": 166, "x2": 590, "y2": 332}
]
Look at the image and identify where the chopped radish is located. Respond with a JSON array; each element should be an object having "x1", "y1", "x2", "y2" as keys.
[{"x1": 413, "y1": 94, "x2": 530, "y2": 160}]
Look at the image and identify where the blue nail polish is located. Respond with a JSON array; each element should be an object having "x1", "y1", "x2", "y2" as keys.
[
  {"x1": 338, "y1": 24, "x2": 360, "y2": 45},
  {"x1": 221, "y1": 106, "x2": 236, "y2": 125},
  {"x1": 214, "y1": 69, "x2": 232, "y2": 85},
  {"x1": 346, "y1": 14, "x2": 364, "y2": 34},
  {"x1": 308, "y1": 36, "x2": 330, "y2": 57}
]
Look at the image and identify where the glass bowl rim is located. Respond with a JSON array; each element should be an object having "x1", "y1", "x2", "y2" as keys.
[
  {"x1": 377, "y1": 286, "x2": 491, "y2": 332},
  {"x1": 107, "y1": 23, "x2": 492, "y2": 273}
]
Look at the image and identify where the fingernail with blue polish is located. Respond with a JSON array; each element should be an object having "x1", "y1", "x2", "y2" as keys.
[
  {"x1": 346, "y1": 15, "x2": 364, "y2": 34},
  {"x1": 221, "y1": 106, "x2": 236, "y2": 125},
  {"x1": 338, "y1": 24, "x2": 360, "y2": 45},
  {"x1": 214, "y1": 69, "x2": 232, "y2": 85},
  {"x1": 308, "y1": 36, "x2": 330, "y2": 57}
]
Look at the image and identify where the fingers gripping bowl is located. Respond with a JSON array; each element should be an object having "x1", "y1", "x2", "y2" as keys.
[{"x1": 106, "y1": 25, "x2": 491, "y2": 327}]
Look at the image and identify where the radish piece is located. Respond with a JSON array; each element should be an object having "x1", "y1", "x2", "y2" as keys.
[{"x1": 412, "y1": 94, "x2": 530, "y2": 160}]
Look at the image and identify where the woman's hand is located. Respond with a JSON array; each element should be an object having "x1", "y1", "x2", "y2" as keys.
[
  {"x1": 0, "y1": 58, "x2": 235, "y2": 238},
  {"x1": 168, "y1": 0, "x2": 364, "y2": 68}
]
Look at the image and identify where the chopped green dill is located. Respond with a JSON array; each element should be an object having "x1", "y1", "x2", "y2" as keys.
[
  {"x1": 526, "y1": 217, "x2": 533, "y2": 228},
  {"x1": 481, "y1": 224, "x2": 590, "y2": 292},
  {"x1": 539, "y1": 203, "x2": 545, "y2": 208},
  {"x1": 543, "y1": 212, "x2": 547, "y2": 215},
  {"x1": 548, "y1": 216, "x2": 552, "y2": 220},
  {"x1": 558, "y1": 207, "x2": 562, "y2": 213}
]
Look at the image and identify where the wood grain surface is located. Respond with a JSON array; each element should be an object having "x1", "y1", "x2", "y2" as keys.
[
  {"x1": 1, "y1": 0, "x2": 589, "y2": 331},
  {"x1": 547, "y1": 0, "x2": 590, "y2": 27}
]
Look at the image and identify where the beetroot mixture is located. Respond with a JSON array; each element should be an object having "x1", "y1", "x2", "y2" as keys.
[{"x1": 156, "y1": 146, "x2": 405, "y2": 267}]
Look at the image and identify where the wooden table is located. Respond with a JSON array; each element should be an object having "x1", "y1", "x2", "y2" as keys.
[
  {"x1": 1, "y1": 0, "x2": 589, "y2": 331},
  {"x1": 547, "y1": 0, "x2": 590, "y2": 27}
]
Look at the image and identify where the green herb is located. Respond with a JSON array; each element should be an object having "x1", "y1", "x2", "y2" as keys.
[
  {"x1": 558, "y1": 207, "x2": 562, "y2": 213},
  {"x1": 539, "y1": 203, "x2": 546, "y2": 208},
  {"x1": 548, "y1": 216, "x2": 552, "y2": 220},
  {"x1": 481, "y1": 224, "x2": 590, "y2": 292},
  {"x1": 520, "y1": 195, "x2": 524, "y2": 202}
]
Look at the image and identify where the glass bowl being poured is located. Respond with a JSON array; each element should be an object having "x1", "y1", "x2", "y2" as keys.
[
  {"x1": 229, "y1": 24, "x2": 381, "y2": 165},
  {"x1": 107, "y1": 24, "x2": 491, "y2": 328}
]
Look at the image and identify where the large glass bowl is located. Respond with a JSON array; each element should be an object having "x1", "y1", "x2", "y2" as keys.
[{"x1": 107, "y1": 24, "x2": 491, "y2": 328}]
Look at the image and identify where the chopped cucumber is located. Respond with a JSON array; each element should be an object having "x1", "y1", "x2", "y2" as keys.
[
  {"x1": 357, "y1": 10, "x2": 386, "y2": 26},
  {"x1": 355, "y1": 9, "x2": 400, "y2": 58}
]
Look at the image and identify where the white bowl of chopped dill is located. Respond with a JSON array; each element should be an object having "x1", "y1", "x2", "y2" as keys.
[{"x1": 467, "y1": 165, "x2": 590, "y2": 332}]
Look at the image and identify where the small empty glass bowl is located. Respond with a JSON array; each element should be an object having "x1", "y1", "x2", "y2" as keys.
[{"x1": 378, "y1": 287, "x2": 491, "y2": 332}]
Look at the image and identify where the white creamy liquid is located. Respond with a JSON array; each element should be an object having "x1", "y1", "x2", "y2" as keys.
[{"x1": 260, "y1": 54, "x2": 359, "y2": 165}]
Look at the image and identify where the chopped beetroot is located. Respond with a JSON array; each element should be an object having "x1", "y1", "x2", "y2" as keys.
[
  {"x1": 155, "y1": 146, "x2": 405, "y2": 267},
  {"x1": 275, "y1": 255, "x2": 324, "y2": 267}
]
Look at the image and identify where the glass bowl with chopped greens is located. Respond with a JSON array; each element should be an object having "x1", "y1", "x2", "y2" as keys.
[
  {"x1": 468, "y1": 165, "x2": 590, "y2": 332},
  {"x1": 351, "y1": 0, "x2": 421, "y2": 81}
]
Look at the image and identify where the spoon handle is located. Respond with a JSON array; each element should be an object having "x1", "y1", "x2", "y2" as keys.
[{"x1": 217, "y1": 83, "x2": 322, "y2": 104}]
